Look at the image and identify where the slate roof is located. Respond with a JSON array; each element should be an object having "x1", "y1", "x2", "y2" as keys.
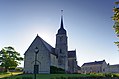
[
  {"x1": 68, "y1": 50, "x2": 76, "y2": 58},
  {"x1": 24, "y1": 35, "x2": 56, "y2": 56},
  {"x1": 58, "y1": 28, "x2": 66, "y2": 35},
  {"x1": 38, "y1": 36, "x2": 54, "y2": 53},
  {"x1": 82, "y1": 60, "x2": 106, "y2": 66},
  {"x1": 109, "y1": 64, "x2": 119, "y2": 67}
]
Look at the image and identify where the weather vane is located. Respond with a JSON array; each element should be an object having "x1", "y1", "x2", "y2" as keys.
[{"x1": 61, "y1": 10, "x2": 63, "y2": 16}]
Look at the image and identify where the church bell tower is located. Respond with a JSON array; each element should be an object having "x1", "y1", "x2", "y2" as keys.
[{"x1": 55, "y1": 10, "x2": 68, "y2": 71}]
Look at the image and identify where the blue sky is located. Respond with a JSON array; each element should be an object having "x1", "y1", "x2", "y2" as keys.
[{"x1": 0, "y1": 0, "x2": 118, "y2": 67}]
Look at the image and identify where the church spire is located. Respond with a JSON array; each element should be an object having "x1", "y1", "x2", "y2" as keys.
[
  {"x1": 60, "y1": 10, "x2": 64, "y2": 29},
  {"x1": 57, "y1": 10, "x2": 66, "y2": 35}
]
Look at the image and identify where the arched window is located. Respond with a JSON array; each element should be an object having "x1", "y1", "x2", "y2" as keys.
[{"x1": 60, "y1": 49, "x2": 62, "y2": 54}]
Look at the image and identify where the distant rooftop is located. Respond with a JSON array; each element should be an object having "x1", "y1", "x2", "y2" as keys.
[{"x1": 82, "y1": 60, "x2": 106, "y2": 66}]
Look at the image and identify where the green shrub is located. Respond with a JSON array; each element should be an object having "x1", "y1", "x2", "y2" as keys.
[
  {"x1": 104, "y1": 73, "x2": 113, "y2": 77},
  {"x1": 67, "y1": 77, "x2": 78, "y2": 79},
  {"x1": 50, "y1": 66, "x2": 57, "y2": 74},
  {"x1": 9, "y1": 67, "x2": 16, "y2": 72},
  {"x1": 60, "y1": 76, "x2": 66, "y2": 79},
  {"x1": 16, "y1": 68, "x2": 23, "y2": 72},
  {"x1": 15, "y1": 77, "x2": 21, "y2": 79},
  {"x1": 50, "y1": 66, "x2": 65, "y2": 74},
  {"x1": 113, "y1": 74, "x2": 119, "y2": 77}
]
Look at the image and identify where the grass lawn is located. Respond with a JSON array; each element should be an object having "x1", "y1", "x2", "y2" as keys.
[
  {"x1": 1, "y1": 73, "x2": 119, "y2": 79},
  {"x1": 1, "y1": 73, "x2": 102, "y2": 79},
  {"x1": 0, "y1": 72, "x2": 23, "y2": 78}
]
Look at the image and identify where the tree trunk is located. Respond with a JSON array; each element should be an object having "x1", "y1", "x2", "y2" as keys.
[{"x1": 5, "y1": 67, "x2": 9, "y2": 72}]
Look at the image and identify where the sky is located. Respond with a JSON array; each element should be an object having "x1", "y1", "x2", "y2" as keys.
[{"x1": 0, "y1": 0, "x2": 118, "y2": 67}]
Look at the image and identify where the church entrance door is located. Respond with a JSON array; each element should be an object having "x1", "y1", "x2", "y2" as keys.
[{"x1": 34, "y1": 65, "x2": 39, "y2": 74}]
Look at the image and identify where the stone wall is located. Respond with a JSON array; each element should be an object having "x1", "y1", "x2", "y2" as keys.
[
  {"x1": 24, "y1": 36, "x2": 50, "y2": 74},
  {"x1": 50, "y1": 54, "x2": 58, "y2": 67}
]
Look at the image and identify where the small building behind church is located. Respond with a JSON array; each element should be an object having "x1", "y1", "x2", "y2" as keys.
[
  {"x1": 24, "y1": 12, "x2": 78, "y2": 74},
  {"x1": 81, "y1": 60, "x2": 108, "y2": 73},
  {"x1": 107, "y1": 64, "x2": 119, "y2": 73}
]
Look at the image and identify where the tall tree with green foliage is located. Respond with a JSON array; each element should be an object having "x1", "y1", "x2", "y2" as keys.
[
  {"x1": 112, "y1": 1, "x2": 119, "y2": 47},
  {"x1": 0, "y1": 46, "x2": 23, "y2": 72}
]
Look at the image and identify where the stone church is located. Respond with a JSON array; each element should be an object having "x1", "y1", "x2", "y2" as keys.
[{"x1": 24, "y1": 13, "x2": 78, "y2": 74}]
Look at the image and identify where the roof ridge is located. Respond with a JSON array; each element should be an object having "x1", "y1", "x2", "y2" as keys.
[
  {"x1": 82, "y1": 60, "x2": 106, "y2": 66},
  {"x1": 84, "y1": 60, "x2": 105, "y2": 64},
  {"x1": 37, "y1": 35, "x2": 54, "y2": 52}
]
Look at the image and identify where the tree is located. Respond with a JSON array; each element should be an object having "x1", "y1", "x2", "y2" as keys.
[
  {"x1": 0, "y1": 46, "x2": 23, "y2": 72},
  {"x1": 112, "y1": 1, "x2": 119, "y2": 48}
]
